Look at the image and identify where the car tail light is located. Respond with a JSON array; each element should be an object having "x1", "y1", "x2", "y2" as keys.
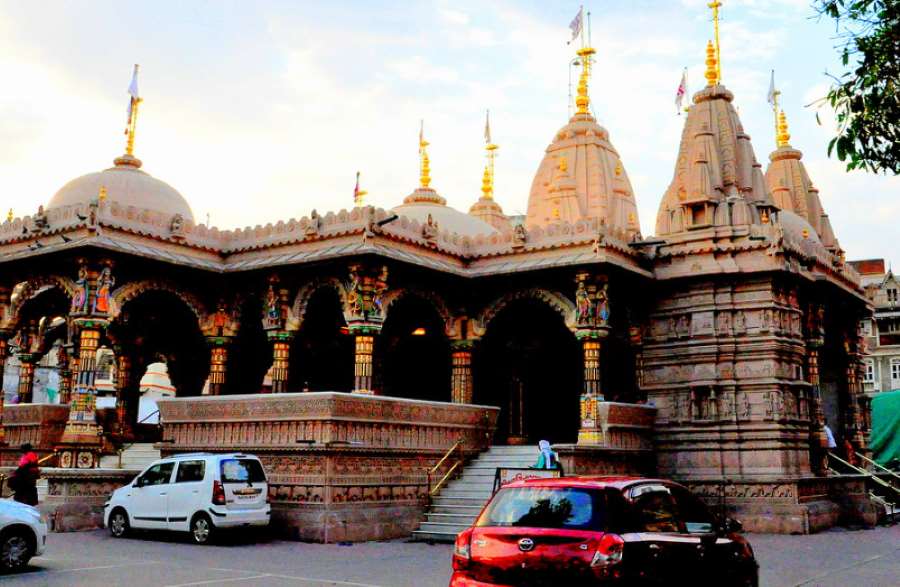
[
  {"x1": 591, "y1": 533, "x2": 625, "y2": 568},
  {"x1": 452, "y1": 528, "x2": 473, "y2": 571},
  {"x1": 212, "y1": 480, "x2": 227, "y2": 506}
]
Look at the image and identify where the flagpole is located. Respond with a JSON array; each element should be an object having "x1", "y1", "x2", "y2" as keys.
[{"x1": 126, "y1": 64, "x2": 142, "y2": 157}]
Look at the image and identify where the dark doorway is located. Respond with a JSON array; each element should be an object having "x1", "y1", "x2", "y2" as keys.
[
  {"x1": 119, "y1": 290, "x2": 209, "y2": 397},
  {"x1": 474, "y1": 299, "x2": 581, "y2": 444},
  {"x1": 292, "y1": 287, "x2": 354, "y2": 392},
  {"x1": 379, "y1": 295, "x2": 450, "y2": 401},
  {"x1": 228, "y1": 294, "x2": 270, "y2": 394}
]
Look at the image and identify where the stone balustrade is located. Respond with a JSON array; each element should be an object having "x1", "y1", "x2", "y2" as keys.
[{"x1": 1, "y1": 404, "x2": 70, "y2": 465}]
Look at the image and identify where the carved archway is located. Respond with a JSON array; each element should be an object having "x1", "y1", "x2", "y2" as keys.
[
  {"x1": 474, "y1": 288, "x2": 576, "y2": 337},
  {"x1": 110, "y1": 280, "x2": 208, "y2": 323},
  {"x1": 2, "y1": 276, "x2": 76, "y2": 331},
  {"x1": 383, "y1": 287, "x2": 456, "y2": 338},
  {"x1": 290, "y1": 277, "x2": 349, "y2": 330}
]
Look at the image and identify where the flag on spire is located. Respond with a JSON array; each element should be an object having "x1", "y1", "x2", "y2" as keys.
[
  {"x1": 767, "y1": 69, "x2": 777, "y2": 107},
  {"x1": 125, "y1": 64, "x2": 140, "y2": 134},
  {"x1": 675, "y1": 68, "x2": 688, "y2": 114},
  {"x1": 484, "y1": 110, "x2": 491, "y2": 144},
  {"x1": 569, "y1": 6, "x2": 583, "y2": 42},
  {"x1": 354, "y1": 171, "x2": 361, "y2": 204}
]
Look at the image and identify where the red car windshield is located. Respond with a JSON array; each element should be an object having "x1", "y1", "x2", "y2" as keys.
[{"x1": 476, "y1": 486, "x2": 609, "y2": 531}]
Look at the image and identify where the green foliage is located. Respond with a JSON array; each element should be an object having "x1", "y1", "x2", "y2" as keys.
[{"x1": 817, "y1": 0, "x2": 900, "y2": 173}]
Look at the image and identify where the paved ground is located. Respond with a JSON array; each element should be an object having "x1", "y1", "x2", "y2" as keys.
[{"x1": 3, "y1": 525, "x2": 898, "y2": 586}]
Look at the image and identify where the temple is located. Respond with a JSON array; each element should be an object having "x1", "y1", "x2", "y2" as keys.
[{"x1": 0, "y1": 14, "x2": 877, "y2": 539}]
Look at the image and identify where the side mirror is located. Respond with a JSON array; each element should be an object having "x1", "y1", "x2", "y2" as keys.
[
  {"x1": 134, "y1": 477, "x2": 145, "y2": 488},
  {"x1": 723, "y1": 517, "x2": 743, "y2": 534}
]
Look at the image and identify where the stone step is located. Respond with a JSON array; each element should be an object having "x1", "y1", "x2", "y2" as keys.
[
  {"x1": 432, "y1": 496, "x2": 491, "y2": 508},
  {"x1": 417, "y1": 522, "x2": 472, "y2": 535},
  {"x1": 423, "y1": 513, "x2": 477, "y2": 526},
  {"x1": 430, "y1": 504, "x2": 484, "y2": 516},
  {"x1": 410, "y1": 530, "x2": 458, "y2": 543},
  {"x1": 481, "y1": 446, "x2": 538, "y2": 455}
]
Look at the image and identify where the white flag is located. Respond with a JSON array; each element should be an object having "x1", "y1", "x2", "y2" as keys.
[
  {"x1": 675, "y1": 68, "x2": 688, "y2": 114},
  {"x1": 767, "y1": 69, "x2": 777, "y2": 107},
  {"x1": 484, "y1": 110, "x2": 491, "y2": 144},
  {"x1": 569, "y1": 6, "x2": 583, "y2": 42},
  {"x1": 126, "y1": 64, "x2": 140, "y2": 128}
]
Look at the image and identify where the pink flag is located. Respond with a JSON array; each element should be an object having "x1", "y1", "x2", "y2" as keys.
[{"x1": 675, "y1": 68, "x2": 688, "y2": 114}]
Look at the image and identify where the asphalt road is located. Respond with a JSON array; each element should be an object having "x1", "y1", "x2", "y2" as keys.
[{"x1": 3, "y1": 525, "x2": 898, "y2": 586}]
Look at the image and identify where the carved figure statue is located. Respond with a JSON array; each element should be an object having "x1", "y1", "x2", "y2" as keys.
[
  {"x1": 596, "y1": 282, "x2": 610, "y2": 325},
  {"x1": 71, "y1": 266, "x2": 90, "y2": 314},
  {"x1": 346, "y1": 268, "x2": 363, "y2": 317},
  {"x1": 92, "y1": 266, "x2": 114, "y2": 314},
  {"x1": 264, "y1": 284, "x2": 281, "y2": 328},
  {"x1": 513, "y1": 223, "x2": 527, "y2": 247},
  {"x1": 575, "y1": 281, "x2": 592, "y2": 325},
  {"x1": 422, "y1": 214, "x2": 439, "y2": 241},
  {"x1": 372, "y1": 266, "x2": 389, "y2": 317},
  {"x1": 170, "y1": 213, "x2": 185, "y2": 235}
]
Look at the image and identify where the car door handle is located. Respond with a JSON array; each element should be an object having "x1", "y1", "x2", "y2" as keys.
[
  {"x1": 159, "y1": 492, "x2": 167, "y2": 496},
  {"x1": 648, "y1": 544, "x2": 661, "y2": 551}
]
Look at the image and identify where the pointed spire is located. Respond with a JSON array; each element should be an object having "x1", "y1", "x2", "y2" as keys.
[
  {"x1": 704, "y1": 40, "x2": 718, "y2": 87},
  {"x1": 418, "y1": 120, "x2": 431, "y2": 189},
  {"x1": 483, "y1": 110, "x2": 499, "y2": 200},
  {"x1": 777, "y1": 109, "x2": 792, "y2": 148}
]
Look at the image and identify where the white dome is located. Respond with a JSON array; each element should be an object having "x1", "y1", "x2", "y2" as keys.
[
  {"x1": 47, "y1": 155, "x2": 194, "y2": 223},
  {"x1": 393, "y1": 186, "x2": 498, "y2": 238}
]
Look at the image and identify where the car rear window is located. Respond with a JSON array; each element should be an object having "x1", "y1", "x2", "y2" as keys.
[
  {"x1": 219, "y1": 458, "x2": 266, "y2": 484},
  {"x1": 477, "y1": 486, "x2": 609, "y2": 531}
]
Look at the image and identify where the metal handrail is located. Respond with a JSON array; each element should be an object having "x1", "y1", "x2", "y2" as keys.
[
  {"x1": 113, "y1": 410, "x2": 161, "y2": 467},
  {"x1": 855, "y1": 452, "x2": 900, "y2": 484},
  {"x1": 428, "y1": 438, "x2": 464, "y2": 497},
  {"x1": 828, "y1": 452, "x2": 900, "y2": 497}
]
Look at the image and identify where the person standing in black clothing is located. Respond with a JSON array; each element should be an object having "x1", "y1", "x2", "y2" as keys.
[{"x1": 9, "y1": 443, "x2": 40, "y2": 506}]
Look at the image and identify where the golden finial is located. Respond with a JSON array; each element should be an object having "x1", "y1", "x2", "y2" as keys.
[
  {"x1": 481, "y1": 165, "x2": 493, "y2": 199},
  {"x1": 6, "y1": 209, "x2": 12, "y2": 222},
  {"x1": 704, "y1": 41, "x2": 718, "y2": 86},
  {"x1": 419, "y1": 120, "x2": 431, "y2": 188},
  {"x1": 483, "y1": 110, "x2": 498, "y2": 199},
  {"x1": 708, "y1": 1, "x2": 722, "y2": 84},
  {"x1": 575, "y1": 47, "x2": 597, "y2": 115},
  {"x1": 98, "y1": 185, "x2": 108, "y2": 202},
  {"x1": 777, "y1": 109, "x2": 791, "y2": 147},
  {"x1": 125, "y1": 64, "x2": 142, "y2": 157}
]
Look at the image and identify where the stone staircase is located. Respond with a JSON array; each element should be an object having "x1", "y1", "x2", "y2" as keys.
[
  {"x1": 98, "y1": 443, "x2": 161, "y2": 470},
  {"x1": 412, "y1": 445, "x2": 537, "y2": 543}
]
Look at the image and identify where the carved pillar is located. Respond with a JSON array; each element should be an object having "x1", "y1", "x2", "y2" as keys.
[
  {"x1": 57, "y1": 344, "x2": 73, "y2": 404},
  {"x1": 268, "y1": 333, "x2": 293, "y2": 394},
  {"x1": 805, "y1": 302, "x2": 828, "y2": 475},
  {"x1": 843, "y1": 330, "x2": 867, "y2": 451},
  {"x1": 207, "y1": 340, "x2": 229, "y2": 396},
  {"x1": 450, "y1": 340, "x2": 474, "y2": 404},
  {"x1": 114, "y1": 350, "x2": 131, "y2": 433},
  {"x1": 16, "y1": 354, "x2": 36, "y2": 404},
  {"x1": 0, "y1": 335, "x2": 7, "y2": 445},
  {"x1": 353, "y1": 334, "x2": 375, "y2": 394},
  {"x1": 345, "y1": 263, "x2": 389, "y2": 395},
  {"x1": 574, "y1": 271, "x2": 610, "y2": 445}
]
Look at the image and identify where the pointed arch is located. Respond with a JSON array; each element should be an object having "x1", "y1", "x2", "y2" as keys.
[
  {"x1": 290, "y1": 277, "x2": 349, "y2": 330},
  {"x1": 382, "y1": 287, "x2": 456, "y2": 337},
  {"x1": 474, "y1": 288, "x2": 576, "y2": 336},
  {"x1": 2, "y1": 275, "x2": 76, "y2": 330},
  {"x1": 110, "y1": 280, "x2": 208, "y2": 323}
]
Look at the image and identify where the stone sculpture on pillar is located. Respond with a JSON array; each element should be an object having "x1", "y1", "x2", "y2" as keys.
[
  {"x1": 261, "y1": 276, "x2": 294, "y2": 393},
  {"x1": 345, "y1": 263, "x2": 389, "y2": 394},
  {"x1": 204, "y1": 299, "x2": 238, "y2": 396},
  {"x1": 574, "y1": 271, "x2": 611, "y2": 445}
]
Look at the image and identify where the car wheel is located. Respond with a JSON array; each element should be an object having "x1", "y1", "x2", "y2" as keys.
[
  {"x1": 190, "y1": 514, "x2": 214, "y2": 545},
  {"x1": 0, "y1": 528, "x2": 34, "y2": 572},
  {"x1": 109, "y1": 508, "x2": 130, "y2": 538}
]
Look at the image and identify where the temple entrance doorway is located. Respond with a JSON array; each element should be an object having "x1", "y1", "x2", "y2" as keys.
[
  {"x1": 380, "y1": 295, "x2": 450, "y2": 401},
  {"x1": 474, "y1": 299, "x2": 580, "y2": 445},
  {"x1": 292, "y1": 287, "x2": 354, "y2": 392}
]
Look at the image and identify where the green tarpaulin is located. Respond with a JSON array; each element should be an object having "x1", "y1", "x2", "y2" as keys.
[{"x1": 869, "y1": 390, "x2": 900, "y2": 467}]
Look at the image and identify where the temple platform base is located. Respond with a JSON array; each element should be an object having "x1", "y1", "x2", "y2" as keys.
[{"x1": 681, "y1": 475, "x2": 880, "y2": 534}]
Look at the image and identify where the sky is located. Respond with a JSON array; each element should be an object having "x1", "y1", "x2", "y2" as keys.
[{"x1": 0, "y1": 0, "x2": 897, "y2": 267}]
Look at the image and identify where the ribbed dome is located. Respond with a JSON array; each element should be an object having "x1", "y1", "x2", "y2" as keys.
[
  {"x1": 526, "y1": 112, "x2": 641, "y2": 240},
  {"x1": 394, "y1": 188, "x2": 498, "y2": 237},
  {"x1": 47, "y1": 154, "x2": 195, "y2": 223}
]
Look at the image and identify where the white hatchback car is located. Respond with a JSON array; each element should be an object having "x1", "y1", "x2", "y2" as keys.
[
  {"x1": 104, "y1": 453, "x2": 270, "y2": 544},
  {"x1": 0, "y1": 499, "x2": 47, "y2": 572}
]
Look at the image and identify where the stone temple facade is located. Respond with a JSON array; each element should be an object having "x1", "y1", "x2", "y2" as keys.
[{"x1": 0, "y1": 40, "x2": 876, "y2": 538}]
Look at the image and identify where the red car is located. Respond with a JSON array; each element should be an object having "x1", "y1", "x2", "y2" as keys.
[{"x1": 450, "y1": 476, "x2": 758, "y2": 587}]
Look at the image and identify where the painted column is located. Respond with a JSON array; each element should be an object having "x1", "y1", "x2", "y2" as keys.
[
  {"x1": 207, "y1": 341, "x2": 229, "y2": 396},
  {"x1": 805, "y1": 303, "x2": 828, "y2": 476},
  {"x1": 16, "y1": 355, "x2": 36, "y2": 404},
  {"x1": 0, "y1": 336, "x2": 7, "y2": 445},
  {"x1": 450, "y1": 340, "x2": 474, "y2": 404},
  {"x1": 843, "y1": 330, "x2": 867, "y2": 451},
  {"x1": 57, "y1": 345, "x2": 73, "y2": 405},
  {"x1": 574, "y1": 271, "x2": 610, "y2": 445},
  {"x1": 268, "y1": 333, "x2": 293, "y2": 394},
  {"x1": 353, "y1": 333, "x2": 375, "y2": 394},
  {"x1": 57, "y1": 319, "x2": 106, "y2": 468},
  {"x1": 114, "y1": 350, "x2": 131, "y2": 433}
]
